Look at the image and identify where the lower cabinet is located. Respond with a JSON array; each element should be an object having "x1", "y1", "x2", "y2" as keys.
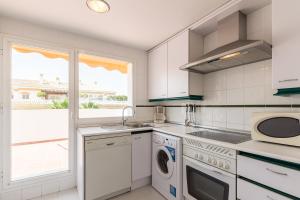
[
  {"x1": 237, "y1": 178, "x2": 293, "y2": 200},
  {"x1": 131, "y1": 132, "x2": 152, "y2": 189},
  {"x1": 237, "y1": 152, "x2": 300, "y2": 200}
]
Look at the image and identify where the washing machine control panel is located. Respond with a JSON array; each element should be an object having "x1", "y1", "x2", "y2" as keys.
[{"x1": 153, "y1": 133, "x2": 177, "y2": 148}]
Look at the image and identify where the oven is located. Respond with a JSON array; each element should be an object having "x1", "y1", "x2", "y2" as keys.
[{"x1": 183, "y1": 156, "x2": 236, "y2": 200}]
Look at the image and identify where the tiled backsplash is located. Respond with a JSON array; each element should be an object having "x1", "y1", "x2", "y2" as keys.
[{"x1": 165, "y1": 59, "x2": 300, "y2": 132}]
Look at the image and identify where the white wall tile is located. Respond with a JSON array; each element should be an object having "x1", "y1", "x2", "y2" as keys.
[
  {"x1": 204, "y1": 71, "x2": 226, "y2": 92},
  {"x1": 227, "y1": 123, "x2": 244, "y2": 130},
  {"x1": 227, "y1": 108, "x2": 244, "y2": 124},
  {"x1": 212, "y1": 108, "x2": 227, "y2": 123},
  {"x1": 264, "y1": 107, "x2": 292, "y2": 113},
  {"x1": 226, "y1": 67, "x2": 244, "y2": 89},
  {"x1": 243, "y1": 62, "x2": 265, "y2": 87},
  {"x1": 243, "y1": 107, "x2": 266, "y2": 126},
  {"x1": 244, "y1": 86, "x2": 265, "y2": 104},
  {"x1": 198, "y1": 107, "x2": 213, "y2": 124},
  {"x1": 212, "y1": 121, "x2": 227, "y2": 129},
  {"x1": 166, "y1": 107, "x2": 185, "y2": 123},
  {"x1": 227, "y1": 89, "x2": 244, "y2": 105}
]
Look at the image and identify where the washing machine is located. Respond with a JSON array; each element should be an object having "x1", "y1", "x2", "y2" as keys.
[{"x1": 152, "y1": 131, "x2": 182, "y2": 200}]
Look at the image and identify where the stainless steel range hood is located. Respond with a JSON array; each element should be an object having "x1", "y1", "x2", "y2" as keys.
[{"x1": 180, "y1": 12, "x2": 272, "y2": 74}]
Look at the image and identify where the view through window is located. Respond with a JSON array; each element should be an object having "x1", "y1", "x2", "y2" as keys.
[
  {"x1": 10, "y1": 44, "x2": 70, "y2": 181},
  {"x1": 78, "y1": 53, "x2": 133, "y2": 119}
]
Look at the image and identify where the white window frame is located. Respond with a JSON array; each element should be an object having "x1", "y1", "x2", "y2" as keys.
[
  {"x1": 1, "y1": 36, "x2": 75, "y2": 189},
  {"x1": 75, "y1": 49, "x2": 135, "y2": 126}
]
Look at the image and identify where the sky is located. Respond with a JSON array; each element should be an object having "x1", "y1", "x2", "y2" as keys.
[{"x1": 11, "y1": 49, "x2": 129, "y2": 95}]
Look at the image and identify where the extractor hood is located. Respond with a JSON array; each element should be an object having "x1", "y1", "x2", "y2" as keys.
[{"x1": 180, "y1": 12, "x2": 272, "y2": 74}]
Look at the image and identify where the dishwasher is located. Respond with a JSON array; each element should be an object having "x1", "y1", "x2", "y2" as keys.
[{"x1": 85, "y1": 132, "x2": 132, "y2": 200}]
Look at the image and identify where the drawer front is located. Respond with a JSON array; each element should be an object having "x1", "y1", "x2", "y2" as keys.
[
  {"x1": 237, "y1": 178, "x2": 293, "y2": 200},
  {"x1": 237, "y1": 155, "x2": 300, "y2": 198}
]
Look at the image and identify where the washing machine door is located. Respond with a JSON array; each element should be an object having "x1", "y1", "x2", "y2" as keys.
[{"x1": 155, "y1": 145, "x2": 175, "y2": 179}]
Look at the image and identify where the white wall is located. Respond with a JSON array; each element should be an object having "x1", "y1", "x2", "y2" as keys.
[
  {"x1": 165, "y1": 4, "x2": 300, "y2": 130},
  {"x1": 0, "y1": 16, "x2": 153, "y2": 199}
]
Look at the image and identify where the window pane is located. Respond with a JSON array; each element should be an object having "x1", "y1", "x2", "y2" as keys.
[
  {"x1": 11, "y1": 44, "x2": 69, "y2": 181},
  {"x1": 78, "y1": 54, "x2": 132, "y2": 118}
]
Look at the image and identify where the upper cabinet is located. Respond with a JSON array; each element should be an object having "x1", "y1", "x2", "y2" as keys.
[
  {"x1": 167, "y1": 31, "x2": 204, "y2": 98},
  {"x1": 148, "y1": 30, "x2": 204, "y2": 100},
  {"x1": 272, "y1": 0, "x2": 300, "y2": 89},
  {"x1": 148, "y1": 43, "x2": 168, "y2": 99}
]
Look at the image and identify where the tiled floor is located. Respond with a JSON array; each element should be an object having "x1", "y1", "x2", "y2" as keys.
[{"x1": 32, "y1": 186, "x2": 166, "y2": 200}]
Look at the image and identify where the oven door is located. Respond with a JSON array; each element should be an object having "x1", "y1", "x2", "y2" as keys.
[{"x1": 183, "y1": 156, "x2": 236, "y2": 200}]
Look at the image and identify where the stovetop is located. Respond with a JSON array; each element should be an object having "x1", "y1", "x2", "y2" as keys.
[{"x1": 187, "y1": 128, "x2": 251, "y2": 144}]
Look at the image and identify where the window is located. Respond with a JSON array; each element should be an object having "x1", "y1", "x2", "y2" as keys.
[
  {"x1": 78, "y1": 53, "x2": 133, "y2": 119},
  {"x1": 4, "y1": 43, "x2": 73, "y2": 183}
]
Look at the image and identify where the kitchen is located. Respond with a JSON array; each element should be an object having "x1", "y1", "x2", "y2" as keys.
[{"x1": 0, "y1": 0, "x2": 300, "y2": 200}]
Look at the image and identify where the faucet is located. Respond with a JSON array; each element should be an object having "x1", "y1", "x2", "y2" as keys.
[{"x1": 122, "y1": 106, "x2": 135, "y2": 126}]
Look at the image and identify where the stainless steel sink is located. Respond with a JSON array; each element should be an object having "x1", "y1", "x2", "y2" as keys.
[
  {"x1": 125, "y1": 122, "x2": 152, "y2": 128},
  {"x1": 101, "y1": 123, "x2": 152, "y2": 130}
]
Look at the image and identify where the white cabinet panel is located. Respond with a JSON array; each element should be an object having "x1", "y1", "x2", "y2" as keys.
[
  {"x1": 132, "y1": 132, "x2": 152, "y2": 181},
  {"x1": 167, "y1": 31, "x2": 189, "y2": 97},
  {"x1": 148, "y1": 30, "x2": 203, "y2": 100},
  {"x1": 237, "y1": 155, "x2": 300, "y2": 198},
  {"x1": 148, "y1": 43, "x2": 168, "y2": 99},
  {"x1": 237, "y1": 178, "x2": 292, "y2": 200},
  {"x1": 272, "y1": 0, "x2": 300, "y2": 89}
]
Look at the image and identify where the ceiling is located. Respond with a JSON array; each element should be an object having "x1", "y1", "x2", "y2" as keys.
[{"x1": 0, "y1": 0, "x2": 229, "y2": 50}]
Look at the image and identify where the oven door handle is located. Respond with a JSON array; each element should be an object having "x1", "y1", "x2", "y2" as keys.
[{"x1": 183, "y1": 156, "x2": 235, "y2": 178}]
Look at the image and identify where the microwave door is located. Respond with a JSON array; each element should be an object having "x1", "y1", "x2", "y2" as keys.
[{"x1": 256, "y1": 117, "x2": 300, "y2": 138}]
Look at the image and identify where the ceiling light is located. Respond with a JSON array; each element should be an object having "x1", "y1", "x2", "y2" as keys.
[{"x1": 86, "y1": 0, "x2": 110, "y2": 13}]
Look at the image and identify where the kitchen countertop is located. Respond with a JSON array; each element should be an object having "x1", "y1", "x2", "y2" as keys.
[{"x1": 78, "y1": 123, "x2": 300, "y2": 164}]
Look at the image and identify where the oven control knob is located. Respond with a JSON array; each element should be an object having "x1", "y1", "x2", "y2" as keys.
[
  {"x1": 208, "y1": 157, "x2": 212, "y2": 163},
  {"x1": 199, "y1": 155, "x2": 204, "y2": 160},
  {"x1": 225, "y1": 164, "x2": 230, "y2": 170},
  {"x1": 194, "y1": 154, "x2": 198, "y2": 159},
  {"x1": 219, "y1": 161, "x2": 224, "y2": 168},
  {"x1": 213, "y1": 159, "x2": 217, "y2": 165}
]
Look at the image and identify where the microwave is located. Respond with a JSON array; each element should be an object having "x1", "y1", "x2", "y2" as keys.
[{"x1": 251, "y1": 112, "x2": 300, "y2": 147}]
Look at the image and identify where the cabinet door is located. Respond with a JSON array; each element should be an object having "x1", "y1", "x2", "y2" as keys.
[
  {"x1": 148, "y1": 43, "x2": 168, "y2": 99},
  {"x1": 237, "y1": 178, "x2": 293, "y2": 200},
  {"x1": 132, "y1": 133, "x2": 152, "y2": 181},
  {"x1": 272, "y1": 0, "x2": 300, "y2": 89},
  {"x1": 167, "y1": 31, "x2": 189, "y2": 98}
]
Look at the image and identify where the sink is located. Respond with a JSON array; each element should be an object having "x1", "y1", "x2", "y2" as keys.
[
  {"x1": 100, "y1": 125, "x2": 129, "y2": 130},
  {"x1": 125, "y1": 122, "x2": 152, "y2": 128},
  {"x1": 101, "y1": 123, "x2": 152, "y2": 130}
]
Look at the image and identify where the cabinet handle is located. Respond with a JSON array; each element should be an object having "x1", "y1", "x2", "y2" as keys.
[
  {"x1": 106, "y1": 142, "x2": 115, "y2": 146},
  {"x1": 180, "y1": 91, "x2": 187, "y2": 94},
  {"x1": 279, "y1": 78, "x2": 299, "y2": 83},
  {"x1": 266, "y1": 168, "x2": 288, "y2": 176},
  {"x1": 134, "y1": 136, "x2": 142, "y2": 140}
]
